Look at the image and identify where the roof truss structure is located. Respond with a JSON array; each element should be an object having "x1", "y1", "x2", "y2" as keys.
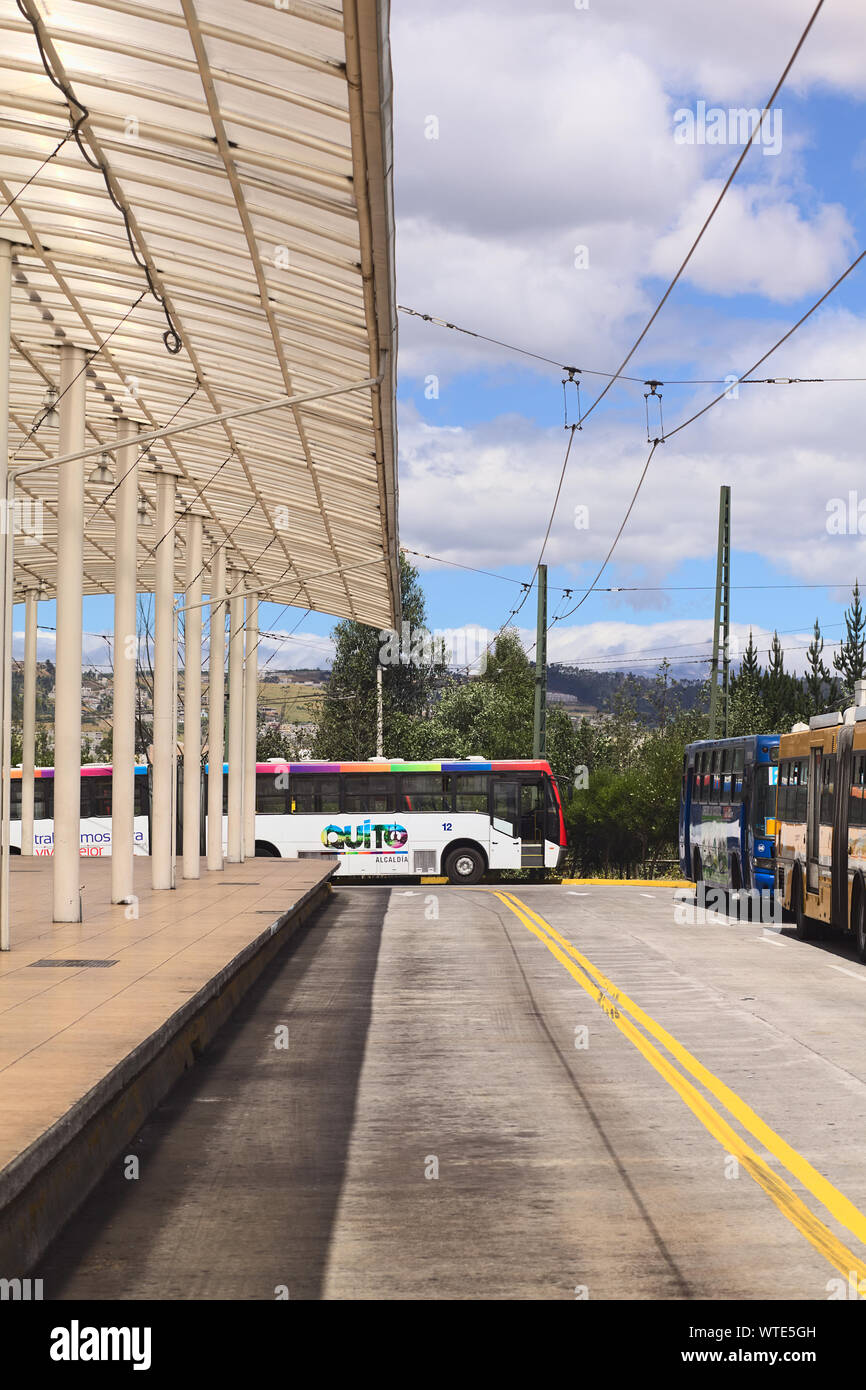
[{"x1": 0, "y1": 0, "x2": 400, "y2": 628}]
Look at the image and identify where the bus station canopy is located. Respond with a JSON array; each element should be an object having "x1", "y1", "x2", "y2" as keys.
[{"x1": 0, "y1": 0, "x2": 400, "y2": 628}]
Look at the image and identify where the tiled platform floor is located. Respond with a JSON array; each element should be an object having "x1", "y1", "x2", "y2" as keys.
[{"x1": 0, "y1": 856, "x2": 331, "y2": 1182}]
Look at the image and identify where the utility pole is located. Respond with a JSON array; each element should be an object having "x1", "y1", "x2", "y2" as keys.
[
  {"x1": 376, "y1": 659, "x2": 383, "y2": 756},
  {"x1": 708, "y1": 484, "x2": 731, "y2": 739},
  {"x1": 533, "y1": 564, "x2": 547, "y2": 758}
]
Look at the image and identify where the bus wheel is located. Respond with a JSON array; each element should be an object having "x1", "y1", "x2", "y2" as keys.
[
  {"x1": 793, "y1": 871, "x2": 819, "y2": 941},
  {"x1": 254, "y1": 841, "x2": 281, "y2": 858},
  {"x1": 445, "y1": 846, "x2": 485, "y2": 885},
  {"x1": 854, "y1": 886, "x2": 866, "y2": 963}
]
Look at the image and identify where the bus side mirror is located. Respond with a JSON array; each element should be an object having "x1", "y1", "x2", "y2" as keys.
[{"x1": 565, "y1": 783, "x2": 574, "y2": 804}]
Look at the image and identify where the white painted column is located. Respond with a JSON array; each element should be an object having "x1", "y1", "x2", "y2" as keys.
[
  {"x1": 111, "y1": 416, "x2": 138, "y2": 904},
  {"x1": 21, "y1": 584, "x2": 39, "y2": 855},
  {"x1": 243, "y1": 589, "x2": 258, "y2": 859},
  {"x1": 0, "y1": 239, "x2": 11, "y2": 948},
  {"x1": 226, "y1": 568, "x2": 244, "y2": 864},
  {"x1": 53, "y1": 343, "x2": 86, "y2": 923},
  {"x1": 151, "y1": 470, "x2": 176, "y2": 890},
  {"x1": 206, "y1": 543, "x2": 226, "y2": 871},
  {"x1": 182, "y1": 513, "x2": 203, "y2": 879}
]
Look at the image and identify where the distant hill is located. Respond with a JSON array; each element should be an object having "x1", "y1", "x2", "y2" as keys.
[{"x1": 547, "y1": 664, "x2": 704, "y2": 719}]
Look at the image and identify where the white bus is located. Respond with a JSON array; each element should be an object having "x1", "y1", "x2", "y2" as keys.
[
  {"x1": 9, "y1": 764, "x2": 151, "y2": 857},
  {"x1": 8, "y1": 757, "x2": 569, "y2": 884},
  {"x1": 245, "y1": 756, "x2": 568, "y2": 883}
]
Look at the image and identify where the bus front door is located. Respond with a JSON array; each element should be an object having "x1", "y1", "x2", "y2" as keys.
[
  {"x1": 519, "y1": 781, "x2": 545, "y2": 868},
  {"x1": 807, "y1": 747, "x2": 822, "y2": 894}
]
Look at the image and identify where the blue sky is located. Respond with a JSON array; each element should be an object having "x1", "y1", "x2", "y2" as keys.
[
  {"x1": 37, "y1": 0, "x2": 866, "y2": 680},
  {"x1": 385, "y1": 0, "x2": 866, "y2": 677}
]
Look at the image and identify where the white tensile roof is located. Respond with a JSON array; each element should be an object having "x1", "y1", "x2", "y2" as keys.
[{"x1": 0, "y1": 0, "x2": 400, "y2": 628}]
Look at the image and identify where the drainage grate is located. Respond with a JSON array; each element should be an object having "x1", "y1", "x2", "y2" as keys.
[
  {"x1": 30, "y1": 959, "x2": 118, "y2": 969},
  {"x1": 219, "y1": 882, "x2": 259, "y2": 886}
]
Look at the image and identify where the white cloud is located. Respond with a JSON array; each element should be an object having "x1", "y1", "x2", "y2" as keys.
[
  {"x1": 392, "y1": 0, "x2": 863, "y2": 375},
  {"x1": 649, "y1": 183, "x2": 854, "y2": 301}
]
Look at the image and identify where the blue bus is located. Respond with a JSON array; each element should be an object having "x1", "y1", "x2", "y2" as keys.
[{"x1": 679, "y1": 735, "x2": 779, "y2": 892}]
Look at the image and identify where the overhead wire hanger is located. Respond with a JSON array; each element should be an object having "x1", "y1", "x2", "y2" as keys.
[{"x1": 643, "y1": 380, "x2": 665, "y2": 443}]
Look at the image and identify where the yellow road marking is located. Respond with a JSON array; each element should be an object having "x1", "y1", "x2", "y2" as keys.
[
  {"x1": 560, "y1": 878, "x2": 693, "y2": 887},
  {"x1": 493, "y1": 889, "x2": 866, "y2": 1287}
]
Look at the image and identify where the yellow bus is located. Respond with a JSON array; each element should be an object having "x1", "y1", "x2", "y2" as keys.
[{"x1": 775, "y1": 708, "x2": 866, "y2": 958}]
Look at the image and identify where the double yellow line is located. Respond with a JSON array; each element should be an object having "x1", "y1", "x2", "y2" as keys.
[{"x1": 494, "y1": 890, "x2": 866, "y2": 1288}]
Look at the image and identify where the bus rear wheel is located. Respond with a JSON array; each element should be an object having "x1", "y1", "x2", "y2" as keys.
[{"x1": 444, "y1": 846, "x2": 485, "y2": 885}]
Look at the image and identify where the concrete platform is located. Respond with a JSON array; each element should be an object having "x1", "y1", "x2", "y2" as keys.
[{"x1": 0, "y1": 856, "x2": 333, "y2": 1273}]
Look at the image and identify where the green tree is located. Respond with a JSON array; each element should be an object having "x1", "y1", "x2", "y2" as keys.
[
  {"x1": 741, "y1": 629, "x2": 760, "y2": 678},
  {"x1": 803, "y1": 616, "x2": 839, "y2": 714},
  {"x1": 834, "y1": 580, "x2": 866, "y2": 703},
  {"x1": 313, "y1": 553, "x2": 447, "y2": 760},
  {"x1": 728, "y1": 631, "x2": 768, "y2": 734}
]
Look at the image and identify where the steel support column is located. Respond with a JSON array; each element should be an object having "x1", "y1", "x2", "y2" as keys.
[
  {"x1": 20, "y1": 584, "x2": 39, "y2": 854},
  {"x1": 152, "y1": 471, "x2": 177, "y2": 890},
  {"x1": 182, "y1": 513, "x2": 203, "y2": 879},
  {"x1": 111, "y1": 417, "x2": 139, "y2": 903},
  {"x1": 206, "y1": 544, "x2": 226, "y2": 872},
  {"x1": 226, "y1": 568, "x2": 244, "y2": 864},
  {"x1": 0, "y1": 239, "x2": 11, "y2": 947},
  {"x1": 243, "y1": 589, "x2": 258, "y2": 860},
  {"x1": 53, "y1": 344, "x2": 86, "y2": 923}
]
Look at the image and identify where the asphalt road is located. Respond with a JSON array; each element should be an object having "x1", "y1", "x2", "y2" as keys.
[{"x1": 36, "y1": 884, "x2": 866, "y2": 1300}]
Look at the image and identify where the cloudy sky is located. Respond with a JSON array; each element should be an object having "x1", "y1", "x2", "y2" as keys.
[
  {"x1": 388, "y1": 0, "x2": 866, "y2": 677},
  {"x1": 36, "y1": 0, "x2": 866, "y2": 677}
]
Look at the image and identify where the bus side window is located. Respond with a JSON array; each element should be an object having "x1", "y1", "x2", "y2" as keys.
[
  {"x1": 134, "y1": 773, "x2": 148, "y2": 818},
  {"x1": 710, "y1": 750, "x2": 719, "y2": 801},
  {"x1": 720, "y1": 749, "x2": 731, "y2": 805},
  {"x1": 821, "y1": 755, "x2": 835, "y2": 826},
  {"x1": 778, "y1": 760, "x2": 788, "y2": 821},
  {"x1": 850, "y1": 755, "x2": 862, "y2": 829},
  {"x1": 696, "y1": 752, "x2": 705, "y2": 804},
  {"x1": 732, "y1": 747, "x2": 744, "y2": 802},
  {"x1": 343, "y1": 774, "x2": 395, "y2": 814},
  {"x1": 82, "y1": 775, "x2": 112, "y2": 818},
  {"x1": 292, "y1": 774, "x2": 339, "y2": 814},
  {"x1": 795, "y1": 759, "x2": 808, "y2": 822},
  {"x1": 9, "y1": 779, "x2": 21, "y2": 822},
  {"x1": 255, "y1": 772, "x2": 288, "y2": 814},
  {"x1": 399, "y1": 773, "x2": 448, "y2": 813},
  {"x1": 452, "y1": 773, "x2": 489, "y2": 814}
]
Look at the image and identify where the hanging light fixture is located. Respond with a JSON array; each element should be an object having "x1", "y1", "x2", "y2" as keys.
[
  {"x1": 33, "y1": 385, "x2": 59, "y2": 431},
  {"x1": 88, "y1": 451, "x2": 113, "y2": 486},
  {"x1": 136, "y1": 496, "x2": 152, "y2": 527}
]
